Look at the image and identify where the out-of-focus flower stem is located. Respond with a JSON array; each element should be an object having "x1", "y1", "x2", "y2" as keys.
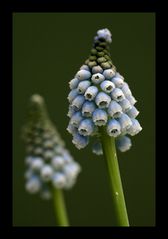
[
  {"x1": 53, "y1": 189, "x2": 69, "y2": 226},
  {"x1": 100, "y1": 127, "x2": 129, "y2": 226}
]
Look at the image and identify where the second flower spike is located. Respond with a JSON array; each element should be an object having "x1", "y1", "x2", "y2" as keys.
[{"x1": 22, "y1": 94, "x2": 81, "y2": 199}]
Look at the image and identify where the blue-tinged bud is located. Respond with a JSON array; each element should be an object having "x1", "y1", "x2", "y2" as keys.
[
  {"x1": 51, "y1": 156, "x2": 65, "y2": 169},
  {"x1": 106, "y1": 119, "x2": 121, "y2": 137},
  {"x1": 82, "y1": 101, "x2": 96, "y2": 117},
  {"x1": 108, "y1": 100, "x2": 122, "y2": 118},
  {"x1": 91, "y1": 73, "x2": 105, "y2": 84},
  {"x1": 126, "y1": 95, "x2": 137, "y2": 105},
  {"x1": 76, "y1": 69, "x2": 91, "y2": 81},
  {"x1": 69, "y1": 78, "x2": 79, "y2": 90},
  {"x1": 92, "y1": 109, "x2": 108, "y2": 126},
  {"x1": 31, "y1": 157, "x2": 44, "y2": 171},
  {"x1": 40, "y1": 165, "x2": 54, "y2": 182},
  {"x1": 95, "y1": 92, "x2": 111, "y2": 108},
  {"x1": 127, "y1": 106, "x2": 139, "y2": 118},
  {"x1": 70, "y1": 111, "x2": 83, "y2": 127},
  {"x1": 84, "y1": 86, "x2": 98, "y2": 101},
  {"x1": 25, "y1": 176, "x2": 41, "y2": 193},
  {"x1": 100, "y1": 80, "x2": 115, "y2": 93},
  {"x1": 111, "y1": 88, "x2": 125, "y2": 102},
  {"x1": 112, "y1": 75, "x2": 124, "y2": 88},
  {"x1": 67, "y1": 89, "x2": 78, "y2": 103},
  {"x1": 119, "y1": 98, "x2": 132, "y2": 112},
  {"x1": 92, "y1": 65, "x2": 103, "y2": 74},
  {"x1": 72, "y1": 133, "x2": 89, "y2": 149},
  {"x1": 127, "y1": 118, "x2": 142, "y2": 136},
  {"x1": 64, "y1": 162, "x2": 81, "y2": 179},
  {"x1": 103, "y1": 69, "x2": 115, "y2": 79},
  {"x1": 71, "y1": 95, "x2": 85, "y2": 111},
  {"x1": 80, "y1": 65, "x2": 90, "y2": 71},
  {"x1": 121, "y1": 83, "x2": 132, "y2": 97},
  {"x1": 66, "y1": 123, "x2": 78, "y2": 135},
  {"x1": 77, "y1": 80, "x2": 91, "y2": 94},
  {"x1": 78, "y1": 119, "x2": 94, "y2": 136},
  {"x1": 52, "y1": 172, "x2": 66, "y2": 189},
  {"x1": 92, "y1": 141, "x2": 103, "y2": 155},
  {"x1": 97, "y1": 28, "x2": 112, "y2": 43},
  {"x1": 119, "y1": 113, "x2": 132, "y2": 131},
  {"x1": 67, "y1": 106, "x2": 75, "y2": 118},
  {"x1": 116, "y1": 136, "x2": 132, "y2": 152}
]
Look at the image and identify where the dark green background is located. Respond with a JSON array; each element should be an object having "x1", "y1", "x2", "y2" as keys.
[{"x1": 13, "y1": 13, "x2": 155, "y2": 226}]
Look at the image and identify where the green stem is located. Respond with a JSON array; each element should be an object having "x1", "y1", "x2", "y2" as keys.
[
  {"x1": 53, "y1": 189, "x2": 69, "y2": 226},
  {"x1": 100, "y1": 127, "x2": 129, "y2": 226}
]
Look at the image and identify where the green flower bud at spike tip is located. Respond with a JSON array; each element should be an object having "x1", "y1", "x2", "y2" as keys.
[
  {"x1": 67, "y1": 28, "x2": 142, "y2": 153},
  {"x1": 22, "y1": 94, "x2": 81, "y2": 200}
]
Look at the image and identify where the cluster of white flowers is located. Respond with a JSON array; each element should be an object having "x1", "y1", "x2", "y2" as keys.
[
  {"x1": 23, "y1": 95, "x2": 81, "y2": 199},
  {"x1": 67, "y1": 29, "x2": 142, "y2": 154}
]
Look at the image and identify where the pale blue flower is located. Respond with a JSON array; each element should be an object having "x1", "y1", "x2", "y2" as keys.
[
  {"x1": 92, "y1": 141, "x2": 103, "y2": 155},
  {"x1": 91, "y1": 73, "x2": 105, "y2": 84},
  {"x1": 52, "y1": 172, "x2": 66, "y2": 189},
  {"x1": 111, "y1": 88, "x2": 125, "y2": 102},
  {"x1": 31, "y1": 157, "x2": 44, "y2": 171},
  {"x1": 92, "y1": 109, "x2": 108, "y2": 126},
  {"x1": 69, "y1": 78, "x2": 79, "y2": 90},
  {"x1": 95, "y1": 92, "x2": 111, "y2": 108},
  {"x1": 80, "y1": 64, "x2": 90, "y2": 71},
  {"x1": 92, "y1": 65, "x2": 103, "y2": 74},
  {"x1": 67, "y1": 89, "x2": 78, "y2": 103},
  {"x1": 108, "y1": 100, "x2": 122, "y2": 118},
  {"x1": 116, "y1": 136, "x2": 132, "y2": 152},
  {"x1": 66, "y1": 123, "x2": 78, "y2": 135},
  {"x1": 78, "y1": 119, "x2": 94, "y2": 136},
  {"x1": 119, "y1": 113, "x2": 132, "y2": 132},
  {"x1": 77, "y1": 80, "x2": 91, "y2": 94},
  {"x1": 64, "y1": 162, "x2": 81, "y2": 179},
  {"x1": 84, "y1": 86, "x2": 98, "y2": 101},
  {"x1": 40, "y1": 165, "x2": 54, "y2": 182},
  {"x1": 82, "y1": 101, "x2": 96, "y2": 117},
  {"x1": 106, "y1": 119, "x2": 121, "y2": 137},
  {"x1": 71, "y1": 95, "x2": 85, "y2": 111},
  {"x1": 67, "y1": 106, "x2": 75, "y2": 118},
  {"x1": 126, "y1": 95, "x2": 137, "y2": 105},
  {"x1": 119, "y1": 98, "x2": 132, "y2": 112},
  {"x1": 100, "y1": 80, "x2": 115, "y2": 93},
  {"x1": 97, "y1": 28, "x2": 112, "y2": 43},
  {"x1": 127, "y1": 118, "x2": 142, "y2": 136},
  {"x1": 76, "y1": 69, "x2": 91, "y2": 80},
  {"x1": 70, "y1": 111, "x2": 83, "y2": 127},
  {"x1": 127, "y1": 106, "x2": 139, "y2": 118},
  {"x1": 72, "y1": 133, "x2": 89, "y2": 149},
  {"x1": 25, "y1": 176, "x2": 41, "y2": 193},
  {"x1": 51, "y1": 156, "x2": 65, "y2": 169},
  {"x1": 121, "y1": 83, "x2": 132, "y2": 97},
  {"x1": 112, "y1": 74, "x2": 124, "y2": 88},
  {"x1": 103, "y1": 69, "x2": 115, "y2": 79}
]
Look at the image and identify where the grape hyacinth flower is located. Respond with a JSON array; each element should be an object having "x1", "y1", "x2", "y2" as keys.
[
  {"x1": 22, "y1": 94, "x2": 81, "y2": 226},
  {"x1": 67, "y1": 28, "x2": 142, "y2": 226}
]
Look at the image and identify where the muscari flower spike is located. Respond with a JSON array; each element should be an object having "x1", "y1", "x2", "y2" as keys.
[
  {"x1": 67, "y1": 28, "x2": 142, "y2": 154},
  {"x1": 22, "y1": 94, "x2": 81, "y2": 199}
]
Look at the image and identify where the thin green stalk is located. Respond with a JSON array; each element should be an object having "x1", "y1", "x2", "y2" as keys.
[
  {"x1": 100, "y1": 127, "x2": 129, "y2": 226},
  {"x1": 53, "y1": 188, "x2": 69, "y2": 226}
]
